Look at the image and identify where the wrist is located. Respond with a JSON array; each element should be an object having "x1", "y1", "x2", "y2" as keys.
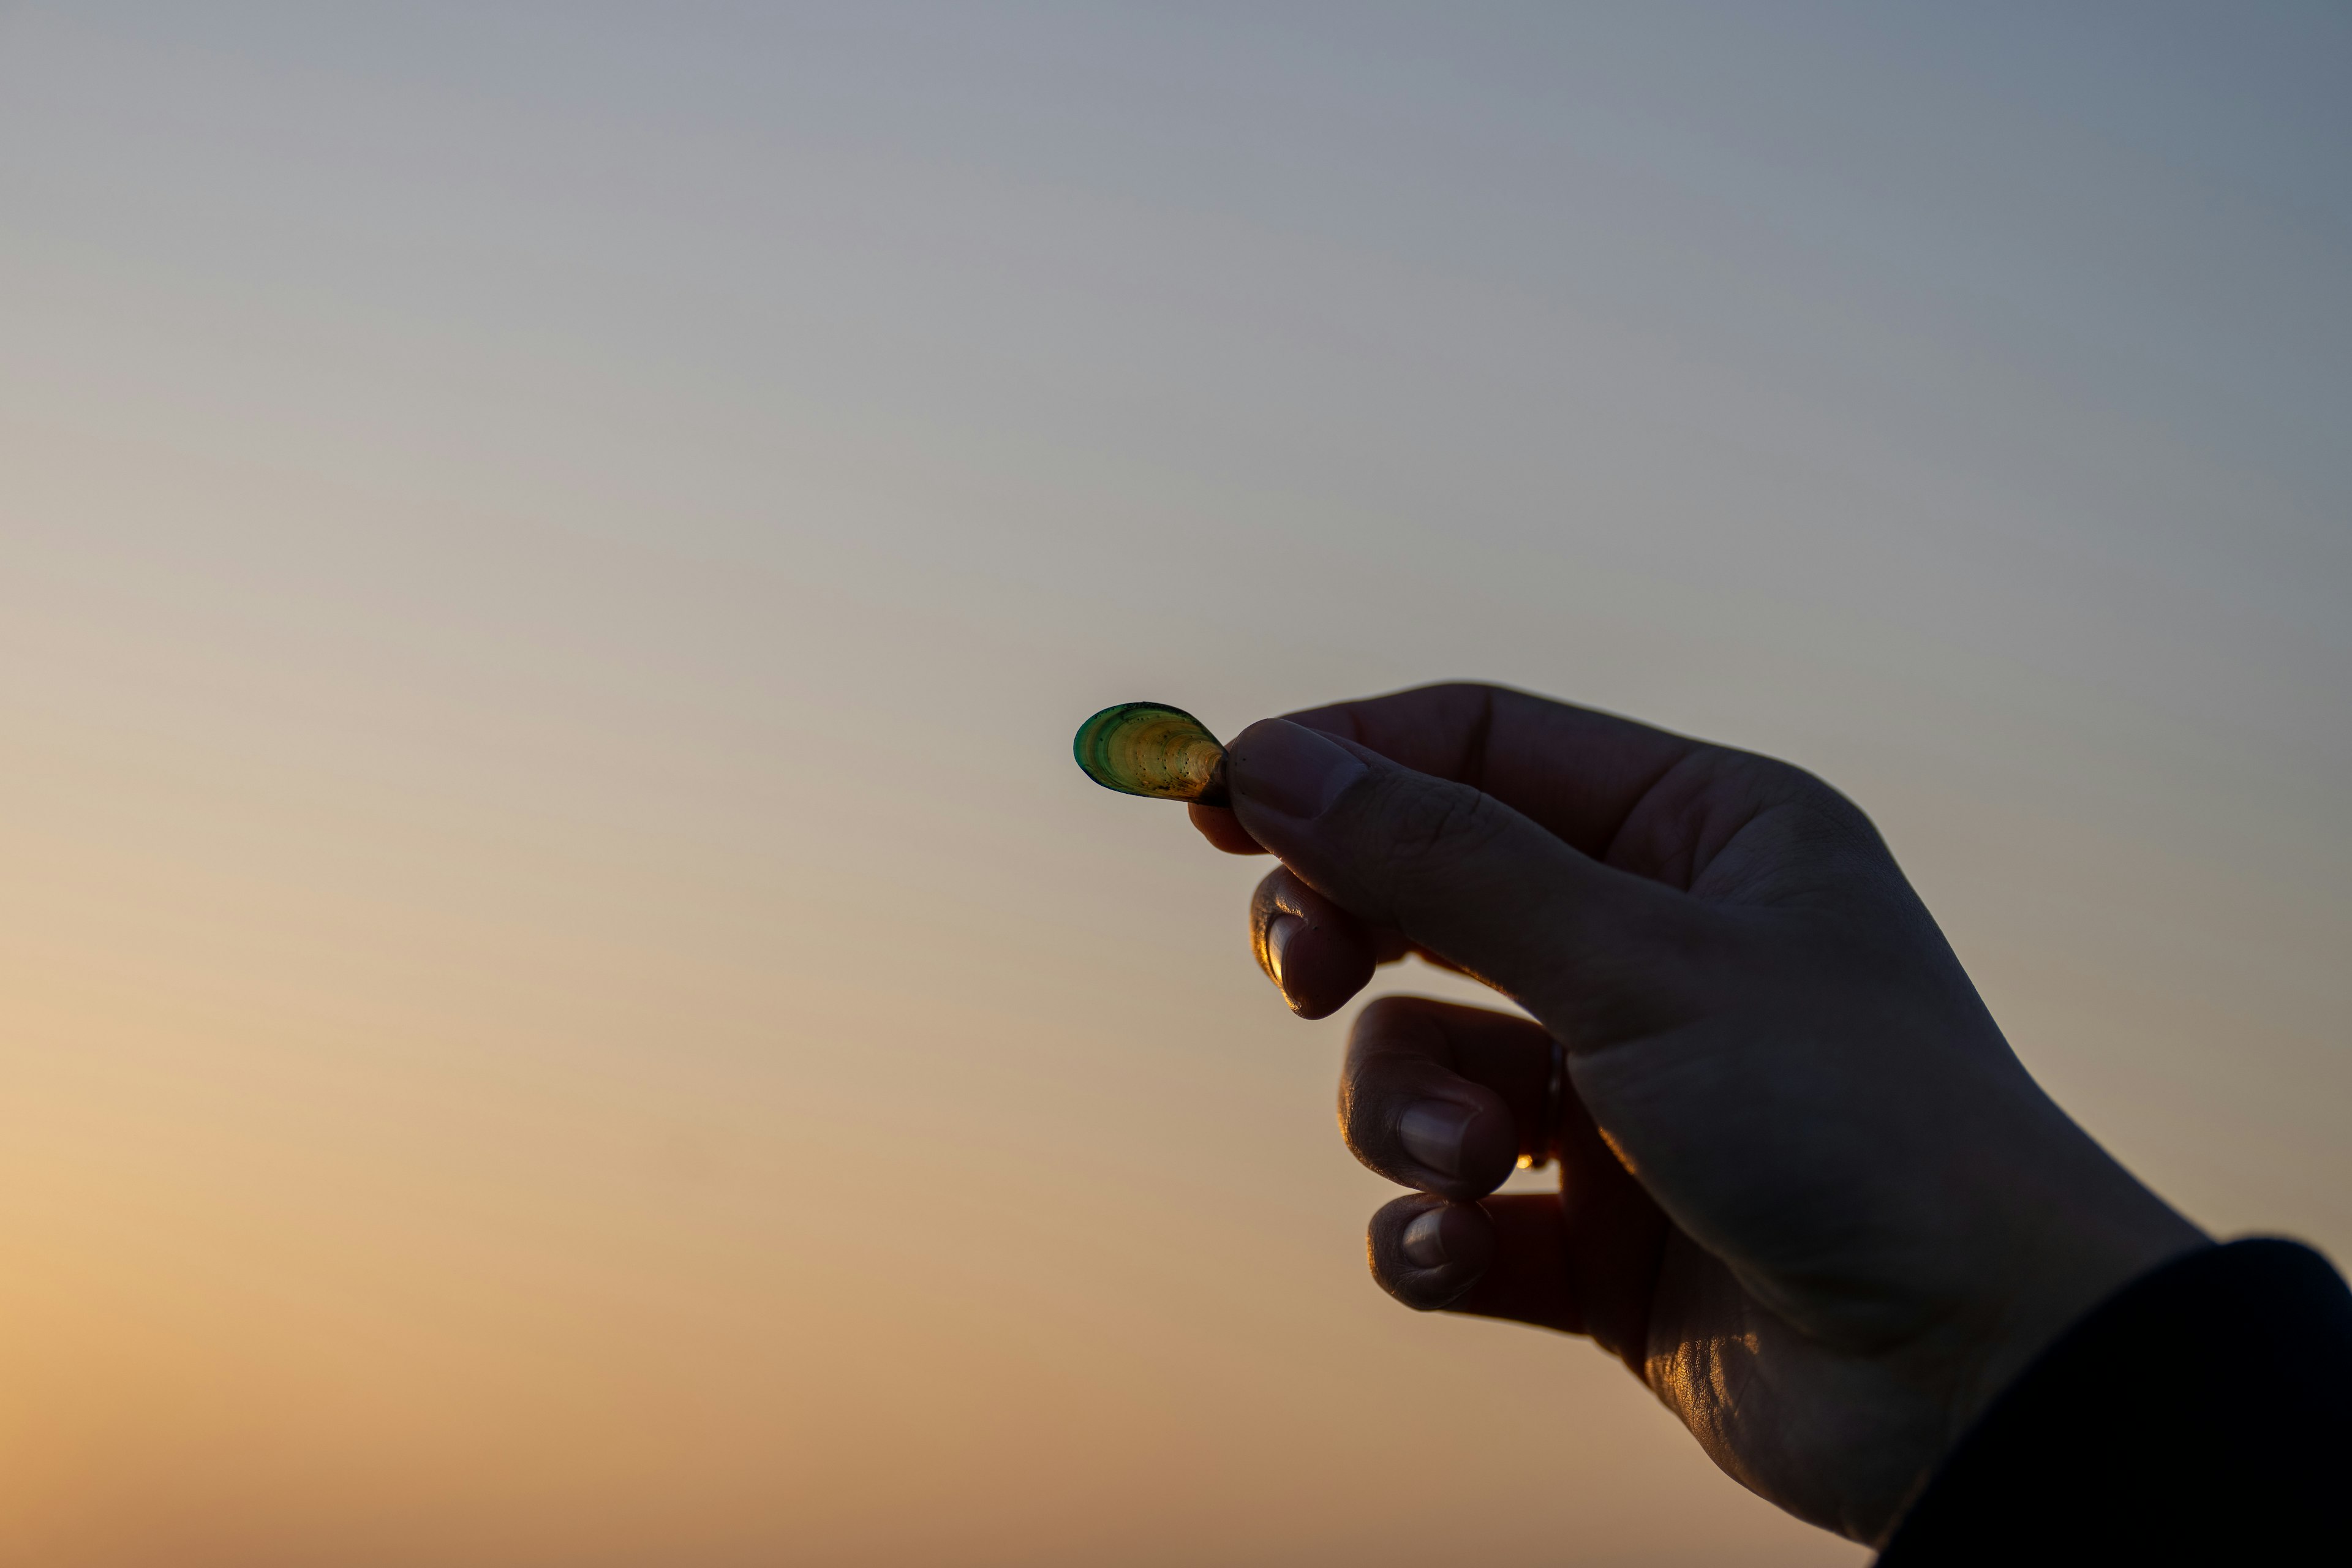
[{"x1": 1948, "y1": 1169, "x2": 2209, "y2": 1445}]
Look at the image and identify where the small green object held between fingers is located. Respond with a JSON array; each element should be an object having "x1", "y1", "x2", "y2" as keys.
[{"x1": 1073, "y1": 703, "x2": 1229, "y2": 807}]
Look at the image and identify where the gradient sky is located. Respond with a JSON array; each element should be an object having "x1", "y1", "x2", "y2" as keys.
[{"x1": 4, "y1": 4, "x2": 2348, "y2": 1564}]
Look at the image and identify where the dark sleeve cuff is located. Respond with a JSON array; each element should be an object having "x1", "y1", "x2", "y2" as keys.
[{"x1": 1879, "y1": 1237, "x2": 2352, "y2": 1563}]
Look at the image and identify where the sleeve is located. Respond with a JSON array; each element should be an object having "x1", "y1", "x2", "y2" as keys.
[{"x1": 1878, "y1": 1237, "x2": 2352, "y2": 1564}]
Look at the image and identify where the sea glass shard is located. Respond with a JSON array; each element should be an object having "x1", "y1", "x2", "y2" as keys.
[{"x1": 1073, "y1": 702, "x2": 1229, "y2": 805}]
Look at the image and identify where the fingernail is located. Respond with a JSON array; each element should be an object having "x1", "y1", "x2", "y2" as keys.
[
  {"x1": 1398, "y1": 1099, "x2": 1477, "y2": 1178},
  {"x1": 1229, "y1": 721, "x2": 1368, "y2": 821},
  {"x1": 1401, "y1": 1207, "x2": 1450, "y2": 1268},
  {"x1": 1263, "y1": 914, "x2": 1303, "y2": 983}
]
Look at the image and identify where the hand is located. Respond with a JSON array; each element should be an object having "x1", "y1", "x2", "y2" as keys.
[{"x1": 1190, "y1": 684, "x2": 2206, "y2": 1546}]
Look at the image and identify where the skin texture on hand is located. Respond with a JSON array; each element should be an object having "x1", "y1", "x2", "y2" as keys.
[{"x1": 1190, "y1": 684, "x2": 2207, "y2": 1547}]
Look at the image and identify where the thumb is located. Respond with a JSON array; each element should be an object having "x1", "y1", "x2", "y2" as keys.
[{"x1": 1223, "y1": 718, "x2": 1695, "y2": 1033}]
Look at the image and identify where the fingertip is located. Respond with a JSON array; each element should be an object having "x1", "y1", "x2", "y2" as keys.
[
  {"x1": 1262, "y1": 914, "x2": 1376, "y2": 1019},
  {"x1": 1368, "y1": 1196, "x2": 1494, "y2": 1311},
  {"x1": 1338, "y1": 1003, "x2": 1529, "y2": 1197},
  {"x1": 1224, "y1": 718, "x2": 1374, "y2": 832},
  {"x1": 1188, "y1": 802, "x2": 1264, "y2": 854},
  {"x1": 1397, "y1": 1091, "x2": 1520, "y2": 1198}
]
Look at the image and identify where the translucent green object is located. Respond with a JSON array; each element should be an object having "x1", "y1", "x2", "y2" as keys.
[{"x1": 1072, "y1": 703, "x2": 1229, "y2": 805}]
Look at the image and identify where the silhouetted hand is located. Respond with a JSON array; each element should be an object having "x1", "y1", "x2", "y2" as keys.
[{"x1": 1189, "y1": 684, "x2": 2206, "y2": 1547}]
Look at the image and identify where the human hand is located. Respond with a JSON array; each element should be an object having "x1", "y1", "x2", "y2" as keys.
[{"x1": 1189, "y1": 684, "x2": 2206, "y2": 1546}]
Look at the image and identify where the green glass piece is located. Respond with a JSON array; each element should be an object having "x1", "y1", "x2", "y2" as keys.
[{"x1": 1073, "y1": 702, "x2": 1229, "y2": 805}]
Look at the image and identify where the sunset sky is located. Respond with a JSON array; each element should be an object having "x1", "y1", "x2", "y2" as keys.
[{"x1": 4, "y1": 5, "x2": 2348, "y2": 1564}]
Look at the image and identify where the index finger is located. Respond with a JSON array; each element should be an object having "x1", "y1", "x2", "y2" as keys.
[
  {"x1": 1188, "y1": 683, "x2": 1701, "y2": 861},
  {"x1": 1280, "y1": 682, "x2": 1705, "y2": 864}
]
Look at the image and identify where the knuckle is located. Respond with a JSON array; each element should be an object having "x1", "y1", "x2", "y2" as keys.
[
  {"x1": 1745, "y1": 761, "x2": 1887, "y2": 859},
  {"x1": 1343, "y1": 997, "x2": 1441, "y2": 1079},
  {"x1": 1335, "y1": 1047, "x2": 1391, "y2": 1138},
  {"x1": 1340, "y1": 1001, "x2": 1413, "y2": 1130},
  {"x1": 1337, "y1": 1066, "x2": 1415, "y2": 1163},
  {"x1": 1336, "y1": 1090, "x2": 1393, "y2": 1177},
  {"x1": 1725, "y1": 752, "x2": 1858, "y2": 826},
  {"x1": 1377, "y1": 782, "x2": 1512, "y2": 880}
]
